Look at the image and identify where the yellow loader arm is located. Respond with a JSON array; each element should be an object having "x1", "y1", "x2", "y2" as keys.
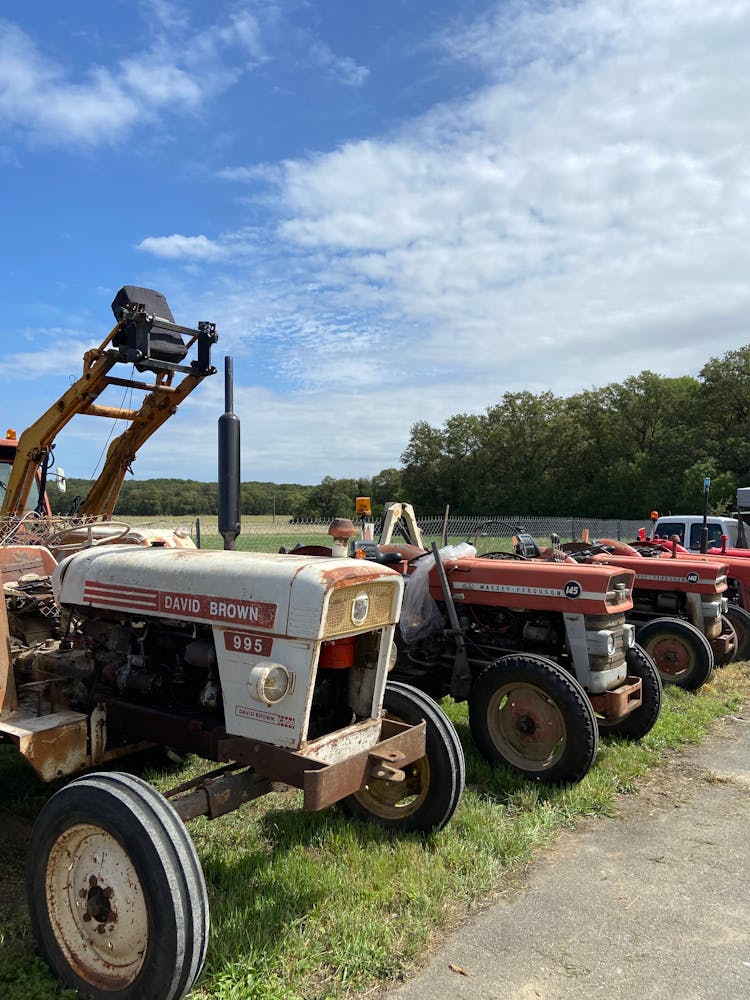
[{"x1": 1, "y1": 286, "x2": 217, "y2": 519}]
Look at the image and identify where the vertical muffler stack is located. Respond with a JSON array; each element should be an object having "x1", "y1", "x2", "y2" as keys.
[{"x1": 218, "y1": 356, "x2": 241, "y2": 551}]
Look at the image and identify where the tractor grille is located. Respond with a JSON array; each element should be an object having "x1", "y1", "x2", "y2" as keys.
[
  {"x1": 323, "y1": 581, "x2": 399, "y2": 638},
  {"x1": 584, "y1": 612, "x2": 628, "y2": 675}
]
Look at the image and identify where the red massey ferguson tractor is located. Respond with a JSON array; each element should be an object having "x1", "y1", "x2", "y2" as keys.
[
  {"x1": 637, "y1": 487, "x2": 750, "y2": 661},
  {"x1": 556, "y1": 535, "x2": 735, "y2": 689},
  {"x1": 623, "y1": 533, "x2": 750, "y2": 661},
  {"x1": 336, "y1": 504, "x2": 664, "y2": 786}
]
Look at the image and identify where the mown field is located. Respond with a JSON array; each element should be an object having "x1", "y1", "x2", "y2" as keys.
[
  {"x1": 120, "y1": 514, "x2": 521, "y2": 554},
  {"x1": 1, "y1": 664, "x2": 748, "y2": 1000}
]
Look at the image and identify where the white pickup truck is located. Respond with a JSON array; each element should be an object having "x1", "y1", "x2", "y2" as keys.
[{"x1": 652, "y1": 514, "x2": 739, "y2": 550}]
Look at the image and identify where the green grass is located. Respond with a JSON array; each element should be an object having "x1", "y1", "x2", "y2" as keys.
[{"x1": 0, "y1": 666, "x2": 747, "y2": 1000}]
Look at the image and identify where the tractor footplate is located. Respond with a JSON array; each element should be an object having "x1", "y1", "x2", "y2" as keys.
[{"x1": 588, "y1": 676, "x2": 642, "y2": 722}]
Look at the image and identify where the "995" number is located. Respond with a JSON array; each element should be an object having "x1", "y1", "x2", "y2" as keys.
[{"x1": 223, "y1": 631, "x2": 273, "y2": 656}]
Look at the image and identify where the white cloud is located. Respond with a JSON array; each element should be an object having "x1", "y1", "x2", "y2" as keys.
[
  {"x1": 120, "y1": 379, "x2": 444, "y2": 484},
  {"x1": 308, "y1": 42, "x2": 369, "y2": 87},
  {"x1": 0, "y1": 9, "x2": 266, "y2": 147},
  {"x1": 0, "y1": 336, "x2": 94, "y2": 379},
  {"x1": 137, "y1": 234, "x2": 226, "y2": 260},
  {"x1": 252, "y1": 0, "x2": 750, "y2": 405},
  {"x1": 0, "y1": 7, "x2": 367, "y2": 150}
]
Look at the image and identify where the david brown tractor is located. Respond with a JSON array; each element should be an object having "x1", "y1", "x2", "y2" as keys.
[
  {"x1": 0, "y1": 293, "x2": 465, "y2": 999},
  {"x1": 329, "y1": 504, "x2": 663, "y2": 785}
]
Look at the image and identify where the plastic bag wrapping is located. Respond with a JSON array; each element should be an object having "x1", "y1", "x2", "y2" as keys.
[{"x1": 399, "y1": 542, "x2": 477, "y2": 644}]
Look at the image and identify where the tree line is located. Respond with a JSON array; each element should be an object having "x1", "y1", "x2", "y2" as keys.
[{"x1": 47, "y1": 343, "x2": 750, "y2": 521}]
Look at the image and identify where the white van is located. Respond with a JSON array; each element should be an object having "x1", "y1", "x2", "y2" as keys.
[{"x1": 652, "y1": 514, "x2": 738, "y2": 550}]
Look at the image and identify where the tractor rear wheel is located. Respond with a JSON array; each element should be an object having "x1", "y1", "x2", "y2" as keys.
[
  {"x1": 597, "y1": 644, "x2": 662, "y2": 740},
  {"x1": 27, "y1": 772, "x2": 209, "y2": 1000},
  {"x1": 726, "y1": 604, "x2": 750, "y2": 661},
  {"x1": 635, "y1": 617, "x2": 713, "y2": 689},
  {"x1": 339, "y1": 682, "x2": 465, "y2": 833},
  {"x1": 468, "y1": 654, "x2": 598, "y2": 784}
]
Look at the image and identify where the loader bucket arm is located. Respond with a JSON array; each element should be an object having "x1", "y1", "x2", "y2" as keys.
[
  {"x1": 0, "y1": 288, "x2": 217, "y2": 520},
  {"x1": 78, "y1": 341, "x2": 214, "y2": 519},
  {"x1": 0, "y1": 333, "x2": 121, "y2": 518}
]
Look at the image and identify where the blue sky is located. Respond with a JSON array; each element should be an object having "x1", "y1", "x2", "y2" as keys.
[{"x1": 1, "y1": 0, "x2": 749, "y2": 486}]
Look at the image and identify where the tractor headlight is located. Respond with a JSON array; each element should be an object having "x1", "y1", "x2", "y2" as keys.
[
  {"x1": 248, "y1": 662, "x2": 291, "y2": 705},
  {"x1": 586, "y1": 629, "x2": 617, "y2": 656},
  {"x1": 387, "y1": 640, "x2": 398, "y2": 672},
  {"x1": 622, "y1": 624, "x2": 636, "y2": 649}
]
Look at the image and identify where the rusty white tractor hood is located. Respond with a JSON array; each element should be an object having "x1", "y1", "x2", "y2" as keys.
[
  {"x1": 53, "y1": 546, "x2": 401, "y2": 639},
  {"x1": 52, "y1": 546, "x2": 404, "y2": 751}
]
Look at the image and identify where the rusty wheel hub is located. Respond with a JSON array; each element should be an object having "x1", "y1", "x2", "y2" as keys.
[
  {"x1": 45, "y1": 823, "x2": 148, "y2": 991},
  {"x1": 487, "y1": 682, "x2": 567, "y2": 771},
  {"x1": 649, "y1": 636, "x2": 693, "y2": 678}
]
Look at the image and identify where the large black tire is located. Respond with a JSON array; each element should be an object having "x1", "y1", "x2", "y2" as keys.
[
  {"x1": 468, "y1": 654, "x2": 598, "y2": 784},
  {"x1": 27, "y1": 772, "x2": 209, "y2": 1000},
  {"x1": 716, "y1": 614, "x2": 738, "y2": 666},
  {"x1": 598, "y1": 644, "x2": 662, "y2": 740},
  {"x1": 339, "y1": 682, "x2": 465, "y2": 833},
  {"x1": 635, "y1": 617, "x2": 713, "y2": 690},
  {"x1": 726, "y1": 604, "x2": 750, "y2": 660}
]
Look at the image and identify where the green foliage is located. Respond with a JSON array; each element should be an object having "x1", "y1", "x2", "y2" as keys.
[
  {"x1": 400, "y1": 346, "x2": 750, "y2": 517},
  {"x1": 45, "y1": 342, "x2": 750, "y2": 520},
  {"x1": 48, "y1": 478, "x2": 315, "y2": 519}
]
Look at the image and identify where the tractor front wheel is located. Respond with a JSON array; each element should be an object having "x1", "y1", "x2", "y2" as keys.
[
  {"x1": 726, "y1": 604, "x2": 750, "y2": 661},
  {"x1": 468, "y1": 654, "x2": 598, "y2": 784},
  {"x1": 339, "y1": 682, "x2": 465, "y2": 833},
  {"x1": 636, "y1": 617, "x2": 713, "y2": 690},
  {"x1": 716, "y1": 614, "x2": 738, "y2": 666},
  {"x1": 27, "y1": 772, "x2": 209, "y2": 1000},
  {"x1": 597, "y1": 644, "x2": 662, "y2": 740}
]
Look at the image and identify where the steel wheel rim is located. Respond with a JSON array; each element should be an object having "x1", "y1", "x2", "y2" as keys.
[
  {"x1": 487, "y1": 682, "x2": 567, "y2": 772},
  {"x1": 45, "y1": 823, "x2": 148, "y2": 991},
  {"x1": 646, "y1": 634, "x2": 695, "y2": 679},
  {"x1": 352, "y1": 712, "x2": 430, "y2": 820},
  {"x1": 352, "y1": 758, "x2": 431, "y2": 819}
]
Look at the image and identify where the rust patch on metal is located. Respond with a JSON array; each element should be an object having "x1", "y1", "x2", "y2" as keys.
[
  {"x1": 170, "y1": 767, "x2": 272, "y2": 822},
  {"x1": 302, "y1": 720, "x2": 426, "y2": 811},
  {"x1": 16, "y1": 715, "x2": 89, "y2": 780},
  {"x1": 588, "y1": 676, "x2": 642, "y2": 721},
  {"x1": 0, "y1": 589, "x2": 18, "y2": 718},
  {"x1": 710, "y1": 633, "x2": 734, "y2": 657}
]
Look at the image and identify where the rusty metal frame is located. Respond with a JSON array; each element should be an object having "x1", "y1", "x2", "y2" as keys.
[
  {"x1": 103, "y1": 699, "x2": 426, "y2": 811},
  {"x1": 587, "y1": 676, "x2": 642, "y2": 721}
]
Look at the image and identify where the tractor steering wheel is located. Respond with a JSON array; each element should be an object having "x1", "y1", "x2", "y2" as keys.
[{"x1": 46, "y1": 521, "x2": 131, "y2": 555}]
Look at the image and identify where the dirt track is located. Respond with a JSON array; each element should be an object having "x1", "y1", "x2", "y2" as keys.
[{"x1": 386, "y1": 710, "x2": 750, "y2": 1000}]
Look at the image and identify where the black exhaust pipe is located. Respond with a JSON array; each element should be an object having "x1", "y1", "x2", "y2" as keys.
[{"x1": 218, "y1": 357, "x2": 241, "y2": 550}]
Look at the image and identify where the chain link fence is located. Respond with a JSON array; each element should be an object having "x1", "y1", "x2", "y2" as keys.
[
  {"x1": 0, "y1": 512, "x2": 651, "y2": 554},
  {"x1": 186, "y1": 513, "x2": 650, "y2": 552}
]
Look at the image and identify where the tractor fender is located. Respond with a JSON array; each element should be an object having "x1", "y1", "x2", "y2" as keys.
[{"x1": 598, "y1": 538, "x2": 640, "y2": 557}]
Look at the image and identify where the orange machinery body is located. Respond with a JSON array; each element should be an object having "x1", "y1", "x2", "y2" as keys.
[{"x1": 427, "y1": 556, "x2": 635, "y2": 616}]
